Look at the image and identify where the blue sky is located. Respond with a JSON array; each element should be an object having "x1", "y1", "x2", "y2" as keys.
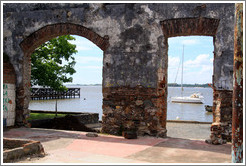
[
  {"x1": 67, "y1": 35, "x2": 213, "y2": 85},
  {"x1": 68, "y1": 35, "x2": 103, "y2": 85},
  {"x1": 168, "y1": 36, "x2": 214, "y2": 84}
]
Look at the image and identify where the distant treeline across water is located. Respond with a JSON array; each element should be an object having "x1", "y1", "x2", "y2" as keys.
[
  {"x1": 168, "y1": 83, "x2": 210, "y2": 87},
  {"x1": 65, "y1": 83, "x2": 210, "y2": 88}
]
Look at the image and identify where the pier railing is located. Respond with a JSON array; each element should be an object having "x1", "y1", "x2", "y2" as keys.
[{"x1": 31, "y1": 88, "x2": 80, "y2": 100}]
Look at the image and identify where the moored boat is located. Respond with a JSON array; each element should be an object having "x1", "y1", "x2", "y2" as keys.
[
  {"x1": 171, "y1": 93, "x2": 204, "y2": 104},
  {"x1": 170, "y1": 45, "x2": 204, "y2": 104}
]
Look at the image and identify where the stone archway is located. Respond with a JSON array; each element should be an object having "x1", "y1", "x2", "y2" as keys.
[
  {"x1": 16, "y1": 23, "x2": 109, "y2": 126},
  {"x1": 3, "y1": 3, "x2": 236, "y2": 142},
  {"x1": 160, "y1": 17, "x2": 229, "y2": 144}
]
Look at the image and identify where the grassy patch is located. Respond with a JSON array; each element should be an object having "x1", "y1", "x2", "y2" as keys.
[{"x1": 27, "y1": 113, "x2": 68, "y2": 121}]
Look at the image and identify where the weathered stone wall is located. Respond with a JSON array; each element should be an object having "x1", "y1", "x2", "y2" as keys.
[
  {"x1": 3, "y1": 84, "x2": 16, "y2": 127},
  {"x1": 3, "y1": 3, "x2": 235, "y2": 139},
  {"x1": 207, "y1": 90, "x2": 233, "y2": 144},
  {"x1": 102, "y1": 86, "x2": 166, "y2": 137},
  {"x1": 3, "y1": 57, "x2": 16, "y2": 85},
  {"x1": 3, "y1": 57, "x2": 16, "y2": 127}
]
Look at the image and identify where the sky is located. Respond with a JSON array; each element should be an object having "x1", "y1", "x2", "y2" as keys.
[
  {"x1": 67, "y1": 35, "x2": 103, "y2": 85},
  {"x1": 67, "y1": 35, "x2": 213, "y2": 85},
  {"x1": 168, "y1": 36, "x2": 214, "y2": 84}
]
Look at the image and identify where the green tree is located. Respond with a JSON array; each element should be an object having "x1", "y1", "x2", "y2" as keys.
[{"x1": 31, "y1": 35, "x2": 78, "y2": 91}]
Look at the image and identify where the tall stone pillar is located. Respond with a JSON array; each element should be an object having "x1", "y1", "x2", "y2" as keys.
[{"x1": 232, "y1": 3, "x2": 243, "y2": 163}]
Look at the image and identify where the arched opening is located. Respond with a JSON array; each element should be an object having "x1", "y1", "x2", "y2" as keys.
[
  {"x1": 28, "y1": 35, "x2": 104, "y2": 122},
  {"x1": 160, "y1": 17, "x2": 220, "y2": 140},
  {"x1": 16, "y1": 23, "x2": 109, "y2": 126}
]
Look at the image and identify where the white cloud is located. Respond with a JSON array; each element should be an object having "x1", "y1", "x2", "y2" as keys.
[
  {"x1": 169, "y1": 54, "x2": 213, "y2": 84},
  {"x1": 168, "y1": 56, "x2": 180, "y2": 69},
  {"x1": 181, "y1": 39, "x2": 199, "y2": 45},
  {"x1": 168, "y1": 56, "x2": 181, "y2": 83},
  {"x1": 210, "y1": 58, "x2": 214, "y2": 63},
  {"x1": 184, "y1": 54, "x2": 211, "y2": 68},
  {"x1": 75, "y1": 45, "x2": 92, "y2": 51},
  {"x1": 70, "y1": 38, "x2": 98, "y2": 51},
  {"x1": 201, "y1": 65, "x2": 213, "y2": 72},
  {"x1": 184, "y1": 54, "x2": 213, "y2": 83}
]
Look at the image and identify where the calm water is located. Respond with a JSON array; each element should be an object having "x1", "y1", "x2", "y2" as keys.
[
  {"x1": 29, "y1": 86, "x2": 213, "y2": 122},
  {"x1": 167, "y1": 87, "x2": 213, "y2": 122}
]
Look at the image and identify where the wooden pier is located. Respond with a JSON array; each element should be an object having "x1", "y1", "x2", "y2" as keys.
[{"x1": 31, "y1": 88, "x2": 80, "y2": 100}]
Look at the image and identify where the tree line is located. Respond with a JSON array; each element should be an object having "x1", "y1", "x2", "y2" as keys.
[{"x1": 168, "y1": 83, "x2": 210, "y2": 87}]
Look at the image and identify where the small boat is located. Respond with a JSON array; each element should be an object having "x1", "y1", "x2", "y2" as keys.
[
  {"x1": 171, "y1": 93, "x2": 204, "y2": 104},
  {"x1": 205, "y1": 105, "x2": 212, "y2": 112},
  {"x1": 170, "y1": 45, "x2": 204, "y2": 104}
]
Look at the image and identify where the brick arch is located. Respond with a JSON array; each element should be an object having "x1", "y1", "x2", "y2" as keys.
[
  {"x1": 15, "y1": 23, "x2": 109, "y2": 126},
  {"x1": 161, "y1": 17, "x2": 220, "y2": 37},
  {"x1": 20, "y1": 23, "x2": 109, "y2": 55}
]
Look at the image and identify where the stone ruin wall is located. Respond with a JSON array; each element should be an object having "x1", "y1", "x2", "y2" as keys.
[
  {"x1": 3, "y1": 3, "x2": 235, "y2": 142},
  {"x1": 3, "y1": 54, "x2": 16, "y2": 127}
]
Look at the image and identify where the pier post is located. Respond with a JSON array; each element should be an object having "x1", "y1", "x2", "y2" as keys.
[{"x1": 232, "y1": 3, "x2": 243, "y2": 163}]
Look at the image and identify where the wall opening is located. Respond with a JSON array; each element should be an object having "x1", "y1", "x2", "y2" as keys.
[
  {"x1": 160, "y1": 17, "x2": 220, "y2": 140},
  {"x1": 28, "y1": 35, "x2": 104, "y2": 122},
  {"x1": 167, "y1": 36, "x2": 214, "y2": 139},
  {"x1": 17, "y1": 23, "x2": 109, "y2": 126},
  {"x1": 167, "y1": 36, "x2": 214, "y2": 122}
]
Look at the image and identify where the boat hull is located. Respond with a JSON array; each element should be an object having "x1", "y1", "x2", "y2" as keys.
[{"x1": 171, "y1": 97, "x2": 203, "y2": 104}]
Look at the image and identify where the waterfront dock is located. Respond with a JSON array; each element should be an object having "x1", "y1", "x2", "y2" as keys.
[{"x1": 31, "y1": 88, "x2": 80, "y2": 100}]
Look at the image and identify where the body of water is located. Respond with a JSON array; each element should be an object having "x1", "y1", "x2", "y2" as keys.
[
  {"x1": 29, "y1": 86, "x2": 213, "y2": 122},
  {"x1": 167, "y1": 87, "x2": 213, "y2": 122}
]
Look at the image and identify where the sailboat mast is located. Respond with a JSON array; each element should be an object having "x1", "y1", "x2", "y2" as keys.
[{"x1": 181, "y1": 45, "x2": 184, "y2": 96}]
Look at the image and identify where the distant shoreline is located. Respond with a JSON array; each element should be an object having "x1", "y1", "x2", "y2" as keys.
[
  {"x1": 168, "y1": 83, "x2": 210, "y2": 88},
  {"x1": 65, "y1": 84, "x2": 102, "y2": 86},
  {"x1": 65, "y1": 83, "x2": 210, "y2": 88}
]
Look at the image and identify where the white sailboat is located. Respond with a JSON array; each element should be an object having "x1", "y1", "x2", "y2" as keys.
[
  {"x1": 171, "y1": 93, "x2": 204, "y2": 104},
  {"x1": 171, "y1": 45, "x2": 204, "y2": 104}
]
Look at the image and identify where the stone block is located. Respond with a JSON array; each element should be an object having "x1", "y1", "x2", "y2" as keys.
[
  {"x1": 86, "y1": 132, "x2": 98, "y2": 137},
  {"x1": 123, "y1": 130, "x2": 137, "y2": 139},
  {"x1": 3, "y1": 138, "x2": 45, "y2": 162},
  {"x1": 135, "y1": 100, "x2": 143, "y2": 106}
]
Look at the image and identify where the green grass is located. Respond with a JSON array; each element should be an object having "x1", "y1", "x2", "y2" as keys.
[{"x1": 27, "y1": 113, "x2": 68, "y2": 121}]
